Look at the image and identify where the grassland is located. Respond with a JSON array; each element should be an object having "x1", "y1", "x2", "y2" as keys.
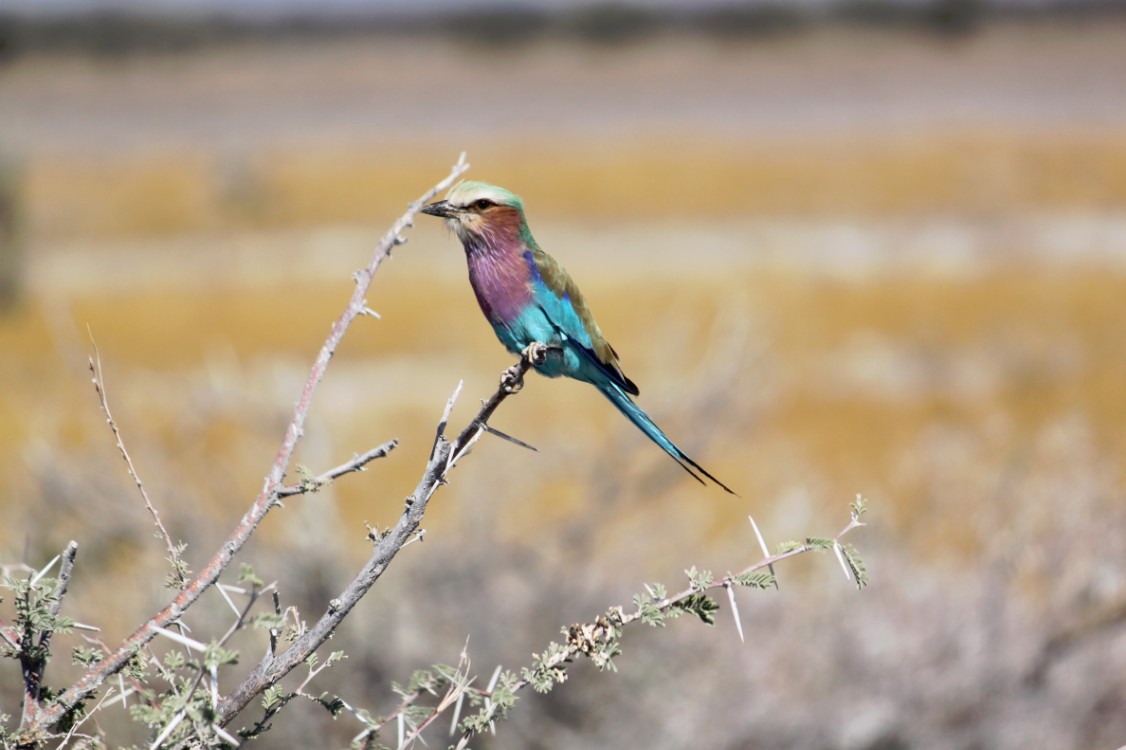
[{"x1": 1, "y1": 23, "x2": 1124, "y2": 749}]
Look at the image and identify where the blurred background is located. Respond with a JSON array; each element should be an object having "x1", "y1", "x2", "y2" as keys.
[{"x1": 2, "y1": 1, "x2": 1125, "y2": 747}]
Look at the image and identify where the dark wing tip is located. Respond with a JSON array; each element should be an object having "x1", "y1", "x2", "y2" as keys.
[{"x1": 605, "y1": 342, "x2": 640, "y2": 396}]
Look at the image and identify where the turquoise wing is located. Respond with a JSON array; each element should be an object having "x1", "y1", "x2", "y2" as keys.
[{"x1": 523, "y1": 249, "x2": 639, "y2": 396}]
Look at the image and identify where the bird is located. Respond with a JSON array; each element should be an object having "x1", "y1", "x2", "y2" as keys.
[{"x1": 421, "y1": 181, "x2": 734, "y2": 494}]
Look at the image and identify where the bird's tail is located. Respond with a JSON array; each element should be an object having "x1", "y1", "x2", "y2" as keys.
[{"x1": 597, "y1": 382, "x2": 736, "y2": 495}]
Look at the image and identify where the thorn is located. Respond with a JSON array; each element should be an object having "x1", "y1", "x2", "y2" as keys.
[
  {"x1": 485, "y1": 664, "x2": 503, "y2": 735},
  {"x1": 152, "y1": 625, "x2": 207, "y2": 652},
  {"x1": 30, "y1": 553, "x2": 61, "y2": 586},
  {"x1": 212, "y1": 723, "x2": 241, "y2": 747},
  {"x1": 748, "y1": 515, "x2": 779, "y2": 590},
  {"x1": 481, "y1": 423, "x2": 538, "y2": 452},
  {"x1": 403, "y1": 529, "x2": 426, "y2": 548},
  {"x1": 486, "y1": 665, "x2": 502, "y2": 692},
  {"x1": 151, "y1": 710, "x2": 187, "y2": 750},
  {"x1": 833, "y1": 542, "x2": 854, "y2": 583},
  {"x1": 725, "y1": 583, "x2": 744, "y2": 643},
  {"x1": 451, "y1": 687, "x2": 466, "y2": 737}
]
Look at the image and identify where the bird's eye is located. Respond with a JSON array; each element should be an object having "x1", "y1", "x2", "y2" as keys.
[{"x1": 474, "y1": 199, "x2": 493, "y2": 210}]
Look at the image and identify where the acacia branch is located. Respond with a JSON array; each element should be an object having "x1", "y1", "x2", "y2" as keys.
[
  {"x1": 18, "y1": 541, "x2": 79, "y2": 730},
  {"x1": 24, "y1": 154, "x2": 471, "y2": 736},
  {"x1": 215, "y1": 346, "x2": 544, "y2": 726},
  {"x1": 451, "y1": 508, "x2": 867, "y2": 749}
]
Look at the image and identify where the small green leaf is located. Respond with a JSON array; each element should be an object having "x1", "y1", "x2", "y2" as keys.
[
  {"x1": 72, "y1": 646, "x2": 104, "y2": 667},
  {"x1": 252, "y1": 612, "x2": 285, "y2": 631},
  {"x1": 261, "y1": 684, "x2": 286, "y2": 711},
  {"x1": 238, "y1": 563, "x2": 264, "y2": 588},
  {"x1": 685, "y1": 566, "x2": 714, "y2": 591},
  {"x1": 162, "y1": 650, "x2": 186, "y2": 672},
  {"x1": 805, "y1": 537, "x2": 835, "y2": 551},
  {"x1": 204, "y1": 644, "x2": 239, "y2": 669},
  {"x1": 735, "y1": 570, "x2": 775, "y2": 589},
  {"x1": 674, "y1": 593, "x2": 719, "y2": 626},
  {"x1": 841, "y1": 543, "x2": 870, "y2": 589}
]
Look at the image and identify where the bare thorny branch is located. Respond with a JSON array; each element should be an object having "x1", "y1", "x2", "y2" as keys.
[
  {"x1": 88, "y1": 338, "x2": 186, "y2": 586},
  {"x1": 18, "y1": 154, "x2": 470, "y2": 741}
]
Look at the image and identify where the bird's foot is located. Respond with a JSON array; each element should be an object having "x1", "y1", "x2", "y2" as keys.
[
  {"x1": 502, "y1": 344, "x2": 552, "y2": 393},
  {"x1": 501, "y1": 363, "x2": 525, "y2": 393},
  {"x1": 522, "y1": 342, "x2": 549, "y2": 367}
]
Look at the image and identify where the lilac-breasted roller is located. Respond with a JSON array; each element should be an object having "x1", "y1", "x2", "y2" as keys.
[{"x1": 422, "y1": 181, "x2": 734, "y2": 493}]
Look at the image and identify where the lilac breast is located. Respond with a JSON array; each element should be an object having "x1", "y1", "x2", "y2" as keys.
[{"x1": 467, "y1": 247, "x2": 532, "y2": 325}]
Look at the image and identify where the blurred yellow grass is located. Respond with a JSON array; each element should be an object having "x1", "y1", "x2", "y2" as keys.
[
  {"x1": 5, "y1": 119, "x2": 1126, "y2": 565},
  {"x1": 22, "y1": 129, "x2": 1126, "y2": 240},
  {"x1": 3, "y1": 259, "x2": 1123, "y2": 558}
]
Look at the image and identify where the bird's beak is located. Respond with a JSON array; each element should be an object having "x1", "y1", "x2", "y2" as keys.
[{"x1": 421, "y1": 200, "x2": 457, "y2": 219}]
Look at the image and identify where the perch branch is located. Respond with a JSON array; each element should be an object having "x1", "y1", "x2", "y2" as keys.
[{"x1": 216, "y1": 345, "x2": 544, "y2": 726}]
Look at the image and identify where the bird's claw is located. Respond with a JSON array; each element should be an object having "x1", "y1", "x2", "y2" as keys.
[
  {"x1": 522, "y1": 342, "x2": 549, "y2": 367},
  {"x1": 501, "y1": 344, "x2": 549, "y2": 393},
  {"x1": 501, "y1": 364, "x2": 525, "y2": 393}
]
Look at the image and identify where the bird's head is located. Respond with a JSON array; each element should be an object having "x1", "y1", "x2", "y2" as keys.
[{"x1": 421, "y1": 181, "x2": 528, "y2": 248}]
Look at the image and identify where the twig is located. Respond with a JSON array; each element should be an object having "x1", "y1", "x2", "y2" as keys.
[
  {"x1": 276, "y1": 440, "x2": 399, "y2": 497},
  {"x1": 40, "y1": 541, "x2": 78, "y2": 649},
  {"x1": 396, "y1": 649, "x2": 476, "y2": 749},
  {"x1": 88, "y1": 338, "x2": 185, "y2": 586},
  {"x1": 18, "y1": 541, "x2": 79, "y2": 729},
  {"x1": 26, "y1": 154, "x2": 471, "y2": 736},
  {"x1": 347, "y1": 643, "x2": 479, "y2": 748}
]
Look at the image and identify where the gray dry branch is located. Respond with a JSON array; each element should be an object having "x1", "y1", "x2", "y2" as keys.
[
  {"x1": 15, "y1": 154, "x2": 470, "y2": 743},
  {"x1": 214, "y1": 343, "x2": 550, "y2": 727}
]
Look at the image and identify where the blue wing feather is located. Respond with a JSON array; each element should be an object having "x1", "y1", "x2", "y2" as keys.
[{"x1": 523, "y1": 251, "x2": 640, "y2": 395}]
